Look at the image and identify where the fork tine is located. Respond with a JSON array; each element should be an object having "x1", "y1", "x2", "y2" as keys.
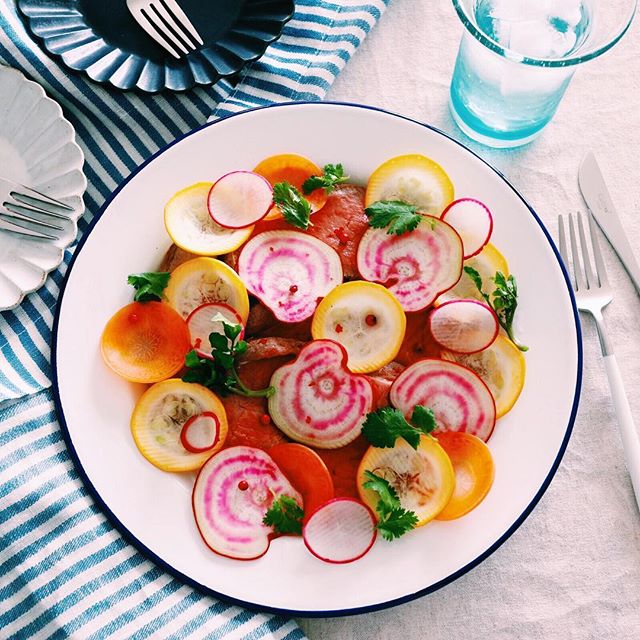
[
  {"x1": 7, "y1": 194, "x2": 72, "y2": 220},
  {"x1": 0, "y1": 216, "x2": 59, "y2": 240},
  {"x1": 588, "y1": 211, "x2": 610, "y2": 288},
  {"x1": 568, "y1": 213, "x2": 587, "y2": 291},
  {"x1": 0, "y1": 209, "x2": 64, "y2": 232},
  {"x1": 150, "y1": 2, "x2": 197, "y2": 51},
  {"x1": 11, "y1": 184, "x2": 74, "y2": 211},
  {"x1": 576, "y1": 212, "x2": 594, "y2": 289},
  {"x1": 133, "y1": 7, "x2": 182, "y2": 58},
  {"x1": 557, "y1": 215, "x2": 571, "y2": 279},
  {"x1": 162, "y1": 0, "x2": 204, "y2": 45}
]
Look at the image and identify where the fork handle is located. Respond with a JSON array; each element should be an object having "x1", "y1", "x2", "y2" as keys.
[{"x1": 604, "y1": 354, "x2": 640, "y2": 512}]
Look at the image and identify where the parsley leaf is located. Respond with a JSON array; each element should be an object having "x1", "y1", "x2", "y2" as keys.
[
  {"x1": 302, "y1": 163, "x2": 349, "y2": 195},
  {"x1": 463, "y1": 266, "x2": 528, "y2": 352},
  {"x1": 361, "y1": 406, "x2": 435, "y2": 450},
  {"x1": 182, "y1": 320, "x2": 275, "y2": 398},
  {"x1": 365, "y1": 200, "x2": 422, "y2": 235},
  {"x1": 127, "y1": 272, "x2": 170, "y2": 302},
  {"x1": 263, "y1": 495, "x2": 304, "y2": 535},
  {"x1": 362, "y1": 471, "x2": 418, "y2": 541},
  {"x1": 273, "y1": 182, "x2": 312, "y2": 230}
]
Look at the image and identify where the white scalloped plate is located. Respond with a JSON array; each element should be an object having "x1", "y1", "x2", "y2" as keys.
[
  {"x1": 54, "y1": 103, "x2": 581, "y2": 616},
  {"x1": 0, "y1": 66, "x2": 85, "y2": 311}
]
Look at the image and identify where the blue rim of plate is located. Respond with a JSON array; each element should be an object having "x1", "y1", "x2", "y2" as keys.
[
  {"x1": 51, "y1": 102, "x2": 583, "y2": 617},
  {"x1": 17, "y1": 0, "x2": 295, "y2": 93}
]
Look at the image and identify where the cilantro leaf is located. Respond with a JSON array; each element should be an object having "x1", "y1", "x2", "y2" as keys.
[
  {"x1": 463, "y1": 267, "x2": 528, "y2": 351},
  {"x1": 411, "y1": 405, "x2": 436, "y2": 434},
  {"x1": 127, "y1": 272, "x2": 170, "y2": 302},
  {"x1": 182, "y1": 321, "x2": 274, "y2": 398},
  {"x1": 302, "y1": 163, "x2": 349, "y2": 195},
  {"x1": 273, "y1": 182, "x2": 312, "y2": 230},
  {"x1": 262, "y1": 495, "x2": 304, "y2": 535},
  {"x1": 362, "y1": 471, "x2": 418, "y2": 541},
  {"x1": 361, "y1": 406, "x2": 429, "y2": 450},
  {"x1": 376, "y1": 507, "x2": 419, "y2": 541},
  {"x1": 365, "y1": 200, "x2": 422, "y2": 235}
]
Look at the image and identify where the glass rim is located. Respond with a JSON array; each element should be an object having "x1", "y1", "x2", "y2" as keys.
[{"x1": 452, "y1": 0, "x2": 637, "y2": 67}]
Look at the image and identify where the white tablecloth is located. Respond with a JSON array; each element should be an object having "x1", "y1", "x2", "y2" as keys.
[{"x1": 300, "y1": 2, "x2": 640, "y2": 638}]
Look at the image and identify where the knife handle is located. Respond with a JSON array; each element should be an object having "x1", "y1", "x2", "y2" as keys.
[{"x1": 604, "y1": 354, "x2": 640, "y2": 513}]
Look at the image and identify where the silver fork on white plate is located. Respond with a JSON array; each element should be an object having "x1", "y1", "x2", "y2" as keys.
[
  {"x1": 558, "y1": 211, "x2": 640, "y2": 512},
  {"x1": 0, "y1": 177, "x2": 74, "y2": 241},
  {"x1": 126, "y1": 0, "x2": 204, "y2": 59}
]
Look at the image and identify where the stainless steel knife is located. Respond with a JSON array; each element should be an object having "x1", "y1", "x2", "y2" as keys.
[{"x1": 578, "y1": 151, "x2": 640, "y2": 294}]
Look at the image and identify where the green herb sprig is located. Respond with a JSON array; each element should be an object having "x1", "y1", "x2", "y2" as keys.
[
  {"x1": 361, "y1": 405, "x2": 436, "y2": 450},
  {"x1": 302, "y1": 163, "x2": 349, "y2": 195},
  {"x1": 272, "y1": 182, "x2": 312, "y2": 230},
  {"x1": 464, "y1": 267, "x2": 528, "y2": 351},
  {"x1": 263, "y1": 495, "x2": 304, "y2": 535},
  {"x1": 362, "y1": 471, "x2": 418, "y2": 541},
  {"x1": 182, "y1": 320, "x2": 275, "y2": 398},
  {"x1": 127, "y1": 272, "x2": 170, "y2": 302},
  {"x1": 364, "y1": 200, "x2": 423, "y2": 235}
]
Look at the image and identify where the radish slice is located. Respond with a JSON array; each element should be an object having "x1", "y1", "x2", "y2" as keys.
[
  {"x1": 303, "y1": 498, "x2": 377, "y2": 564},
  {"x1": 440, "y1": 198, "x2": 493, "y2": 259},
  {"x1": 268, "y1": 340, "x2": 374, "y2": 449},
  {"x1": 180, "y1": 412, "x2": 221, "y2": 453},
  {"x1": 192, "y1": 446, "x2": 302, "y2": 560},
  {"x1": 238, "y1": 231, "x2": 343, "y2": 323},
  {"x1": 186, "y1": 302, "x2": 244, "y2": 359},
  {"x1": 390, "y1": 359, "x2": 496, "y2": 442},
  {"x1": 207, "y1": 171, "x2": 273, "y2": 229},
  {"x1": 357, "y1": 217, "x2": 463, "y2": 312},
  {"x1": 429, "y1": 300, "x2": 499, "y2": 354}
]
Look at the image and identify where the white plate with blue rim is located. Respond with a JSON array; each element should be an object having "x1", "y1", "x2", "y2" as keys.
[
  {"x1": 52, "y1": 102, "x2": 581, "y2": 615},
  {"x1": 0, "y1": 66, "x2": 85, "y2": 311}
]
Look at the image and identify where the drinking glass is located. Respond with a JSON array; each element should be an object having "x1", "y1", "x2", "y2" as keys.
[{"x1": 449, "y1": 0, "x2": 637, "y2": 148}]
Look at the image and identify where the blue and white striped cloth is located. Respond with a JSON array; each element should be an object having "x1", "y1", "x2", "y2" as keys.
[{"x1": 0, "y1": 0, "x2": 388, "y2": 636}]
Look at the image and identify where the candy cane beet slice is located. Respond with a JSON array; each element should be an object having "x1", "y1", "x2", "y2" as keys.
[
  {"x1": 303, "y1": 498, "x2": 377, "y2": 564},
  {"x1": 429, "y1": 299, "x2": 499, "y2": 354},
  {"x1": 192, "y1": 446, "x2": 302, "y2": 560},
  {"x1": 440, "y1": 198, "x2": 493, "y2": 259},
  {"x1": 238, "y1": 231, "x2": 343, "y2": 323},
  {"x1": 357, "y1": 217, "x2": 463, "y2": 312},
  {"x1": 390, "y1": 359, "x2": 496, "y2": 442},
  {"x1": 268, "y1": 340, "x2": 374, "y2": 449},
  {"x1": 207, "y1": 171, "x2": 273, "y2": 229}
]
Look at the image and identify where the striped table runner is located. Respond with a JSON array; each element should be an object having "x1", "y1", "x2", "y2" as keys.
[{"x1": 0, "y1": 0, "x2": 388, "y2": 636}]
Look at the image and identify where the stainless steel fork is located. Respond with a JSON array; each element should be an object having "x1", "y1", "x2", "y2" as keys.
[
  {"x1": 558, "y1": 212, "x2": 640, "y2": 511},
  {"x1": 0, "y1": 177, "x2": 74, "y2": 241},
  {"x1": 126, "y1": 0, "x2": 204, "y2": 59}
]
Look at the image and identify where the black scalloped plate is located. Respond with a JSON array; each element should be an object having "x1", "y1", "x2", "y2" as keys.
[{"x1": 18, "y1": 0, "x2": 294, "y2": 93}]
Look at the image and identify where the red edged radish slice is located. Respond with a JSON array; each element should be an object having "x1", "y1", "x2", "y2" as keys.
[
  {"x1": 268, "y1": 340, "x2": 374, "y2": 449},
  {"x1": 390, "y1": 359, "x2": 496, "y2": 441},
  {"x1": 192, "y1": 446, "x2": 302, "y2": 560},
  {"x1": 429, "y1": 299, "x2": 499, "y2": 354},
  {"x1": 186, "y1": 302, "x2": 244, "y2": 358},
  {"x1": 131, "y1": 379, "x2": 228, "y2": 472},
  {"x1": 303, "y1": 498, "x2": 377, "y2": 564},
  {"x1": 357, "y1": 217, "x2": 463, "y2": 312},
  {"x1": 164, "y1": 183, "x2": 253, "y2": 256},
  {"x1": 165, "y1": 257, "x2": 249, "y2": 322},
  {"x1": 180, "y1": 412, "x2": 221, "y2": 453},
  {"x1": 311, "y1": 281, "x2": 406, "y2": 373},
  {"x1": 440, "y1": 198, "x2": 493, "y2": 259},
  {"x1": 238, "y1": 231, "x2": 343, "y2": 323},
  {"x1": 207, "y1": 171, "x2": 273, "y2": 229},
  {"x1": 365, "y1": 154, "x2": 455, "y2": 216}
]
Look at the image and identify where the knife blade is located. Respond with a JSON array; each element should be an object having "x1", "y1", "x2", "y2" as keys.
[{"x1": 578, "y1": 151, "x2": 640, "y2": 294}]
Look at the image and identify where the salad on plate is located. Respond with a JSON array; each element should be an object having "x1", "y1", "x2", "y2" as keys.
[{"x1": 100, "y1": 152, "x2": 527, "y2": 564}]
